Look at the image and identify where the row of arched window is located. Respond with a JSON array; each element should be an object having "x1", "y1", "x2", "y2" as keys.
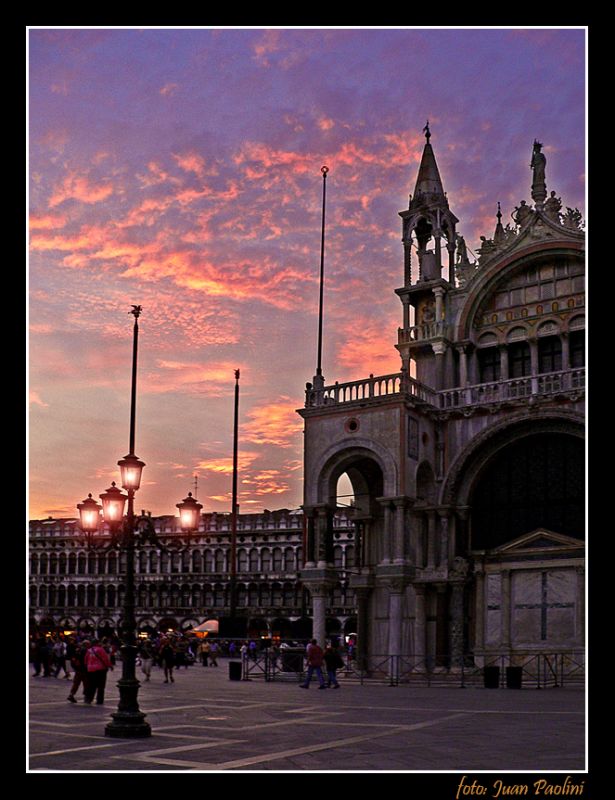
[
  {"x1": 476, "y1": 330, "x2": 584, "y2": 384},
  {"x1": 30, "y1": 544, "x2": 355, "y2": 576},
  {"x1": 30, "y1": 582, "x2": 356, "y2": 610}
]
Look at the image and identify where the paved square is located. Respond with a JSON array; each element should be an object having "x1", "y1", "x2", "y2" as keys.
[{"x1": 28, "y1": 662, "x2": 586, "y2": 772}]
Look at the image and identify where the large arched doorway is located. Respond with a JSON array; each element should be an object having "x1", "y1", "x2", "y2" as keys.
[
  {"x1": 465, "y1": 428, "x2": 585, "y2": 654},
  {"x1": 470, "y1": 432, "x2": 584, "y2": 550}
]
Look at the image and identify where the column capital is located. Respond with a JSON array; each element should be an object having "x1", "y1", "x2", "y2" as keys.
[
  {"x1": 431, "y1": 341, "x2": 447, "y2": 356},
  {"x1": 376, "y1": 495, "x2": 414, "y2": 509},
  {"x1": 436, "y1": 506, "x2": 453, "y2": 519}
]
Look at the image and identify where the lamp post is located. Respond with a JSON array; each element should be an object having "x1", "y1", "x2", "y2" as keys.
[
  {"x1": 103, "y1": 305, "x2": 152, "y2": 738},
  {"x1": 77, "y1": 306, "x2": 203, "y2": 737}
]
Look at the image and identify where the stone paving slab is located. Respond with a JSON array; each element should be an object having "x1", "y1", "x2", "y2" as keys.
[{"x1": 27, "y1": 661, "x2": 586, "y2": 773}]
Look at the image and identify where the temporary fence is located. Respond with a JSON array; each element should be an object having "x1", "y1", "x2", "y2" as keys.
[{"x1": 237, "y1": 649, "x2": 585, "y2": 689}]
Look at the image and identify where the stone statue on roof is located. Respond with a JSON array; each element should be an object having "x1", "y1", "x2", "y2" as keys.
[
  {"x1": 531, "y1": 140, "x2": 547, "y2": 207},
  {"x1": 544, "y1": 191, "x2": 562, "y2": 223}
]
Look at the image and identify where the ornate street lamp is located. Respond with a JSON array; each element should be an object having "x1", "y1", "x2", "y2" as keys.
[
  {"x1": 77, "y1": 493, "x2": 102, "y2": 547},
  {"x1": 99, "y1": 482, "x2": 127, "y2": 526},
  {"x1": 176, "y1": 491, "x2": 203, "y2": 533},
  {"x1": 76, "y1": 305, "x2": 205, "y2": 738},
  {"x1": 102, "y1": 305, "x2": 152, "y2": 739}
]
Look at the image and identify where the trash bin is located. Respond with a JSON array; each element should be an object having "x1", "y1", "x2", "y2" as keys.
[
  {"x1": 483, "y1": 665, "x2": 500, "y2": 688},
  {"x1": 280, "y1": 648, "x2": 304, "y2": 673},
  {"x1": 506, "y1": 666, "x2": 523, "y2": 689},
  {"x1": 229, "y1": 660, "x2": 243, "y2": 681}
]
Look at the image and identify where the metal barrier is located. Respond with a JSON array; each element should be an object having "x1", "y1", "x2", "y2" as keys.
[{"x1": 236, "y1": 650, "x2": 585, "y2": 688}]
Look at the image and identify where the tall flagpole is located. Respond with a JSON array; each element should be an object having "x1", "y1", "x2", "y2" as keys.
[
  {"x1": 229, "y1": 368, "x2": 240, "y2": 620},
  {"x1": 315, "y1": 165, "x2": 329, "y2": 387}
]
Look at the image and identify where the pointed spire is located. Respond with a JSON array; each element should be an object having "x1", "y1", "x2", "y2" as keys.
[
  {"x1": 493, "y1": 201, "x2": 506, "y2": 246},
  {"x1": 412, "y1": 122, "x2": 446, "y2": 205}
]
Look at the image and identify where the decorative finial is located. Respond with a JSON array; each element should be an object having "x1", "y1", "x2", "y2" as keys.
[
  {"x1": 321, "y1": 165, "x2": 329, "y2": 175},
  {"x1": 423, "y1": 120, "x2": 431, "y2": 141},
  {"x1": 497, "y1": 202, "x2": 502, "y2": 222},
  {"x1": 235, "y1": 368, "x2": 240, "y2": 380},
  {"x1": 130, "y1": 305, "x2": 142, "y2": 319}
]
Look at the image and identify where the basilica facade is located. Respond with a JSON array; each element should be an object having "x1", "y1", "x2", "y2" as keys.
[{"x1": 299, "y1": 128, "x2": 585, "y2": 669}]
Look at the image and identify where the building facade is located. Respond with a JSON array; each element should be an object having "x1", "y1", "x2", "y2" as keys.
[
  {"x1": 29, "y1": 509, "x2": 357, "y2": 640},
  {"x1": 299, "y1": 129, "x2": 585, "y2": 667}
]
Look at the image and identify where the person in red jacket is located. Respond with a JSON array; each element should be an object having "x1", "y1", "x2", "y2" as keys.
[
  {"x1": 83, "y1": 639, "x2": 114, "y2": 705},
  {"x1": 300, "y1": 639, "x2": 327, "y2": 689}
]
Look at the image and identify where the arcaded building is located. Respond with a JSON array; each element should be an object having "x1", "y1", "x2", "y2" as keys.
[
  {"x1": 299, "y1": 128, "x2": 585, "y2": 668},
  {"x1": 29, "y1": 509, "x2": 357, "y2": 640}
]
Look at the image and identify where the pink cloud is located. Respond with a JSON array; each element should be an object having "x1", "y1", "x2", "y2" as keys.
[
  {"x1": 160, "y1": 82, "x2": 179, "y2": 96},
  {"x1": 48, "y1": 172, "x2": 114, "y2": 208},
  {"x1": 29, "y1": 390, "x2": 49, "y2": 408},
  {"x1": 242, "y1": 396, "x2": 304, "y2": 447},
  {"x1": 29, "y1": 212, "x2": 68, "y2": 231}
]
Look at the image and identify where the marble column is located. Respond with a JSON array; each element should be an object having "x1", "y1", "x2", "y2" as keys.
[
  {"x1": 449, "y1": 581, "x2": 465, "y2": 667},
  {"x1": 529, "y1": 337, "x2": 539, "y2": 394},
  {"x1": 474, "y1": 566, "x2": 485, "y2": 651},
  {"x1": 303, "y1": 507, "x2": 316, "y2": 567},
  {"x1": 501, "y1": 569, "x2": 512, "y2": 648},
  {"x1": 387, "y1": 580, "x2": 405, "y2": 658},
  {"x1": 413, "y1": 585, "x2": 427, "y2": 668},
  {"x1": 432, "y1": 340, "x2": 447, "y2": 391},
  {"x1": 310, "y1": 583, "x2": 329, "y2": 648},
  {"x1": 380, "y1": 501, "x2": 392, "y2": 565},
  {"x1": 576, "y1": 566, "x2": 585, "y2": 644},
  {"x1": 392, "y1": 498, "x2": 408, "y2": 564},
  {"x1": 437, "y1": 509, "x2": 450, "y2": 568},
  {"x1": 402, "y1": 295, "x2": 411, "y2": 329},
  {"x1": 447, "y1": 241, "x2": 456, "y2": 286},
  {"x1": 426, "y1": 511, "x2": 437, "y2": 568},
  {"x1": 356, "y1": 588, "x2": 370, "y2": 670},
  {"x1": 561, "y1": 332, "x2": 570, "y2": 371},
  {"x1": 433, "y1": 285, "x2": 445, "y2": 321},
  {"x1": 315, "y1": 505, "x2": 334, "y2": 568},
  {"x1": 499, "y1": 344, "x2": 509, "y2": 382}
]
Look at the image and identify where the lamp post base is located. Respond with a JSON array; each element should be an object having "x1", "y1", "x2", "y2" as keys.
[
  {"x1": 105, "y1": 673, "x2": 152, "y2": 738},
  {"x1": 105, "y1": 711, "x2": 152, "y2": 738}
]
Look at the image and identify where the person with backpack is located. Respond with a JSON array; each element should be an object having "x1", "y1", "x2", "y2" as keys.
[
  {"x1": 323, "y1": 644, "x2": 344, "y2": 688},
  {"x1": 67, "y1": 639, "x2": 89, "y2": 703},
  {"x1": 83, "y1": 639, "x2": 114, "y2": 705}
]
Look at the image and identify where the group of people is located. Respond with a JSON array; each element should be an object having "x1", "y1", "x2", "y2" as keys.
[
  {"x1": 31, "y1": 632, "x2": 352, "y2": 698},
  {"x1": 300, "y1": 640, "x2": 345, "y2": 689}
]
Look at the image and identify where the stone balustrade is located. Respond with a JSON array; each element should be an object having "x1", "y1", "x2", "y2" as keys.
[
  {"x1": 306, "y1": 368, "x2": 585, "y2": 411},
  {"x1": 306, "y1": 373, "x2": 438, "y2": 408},
  {"x1": 398, "y1": 321, "x2": 448, "y2": 344}
]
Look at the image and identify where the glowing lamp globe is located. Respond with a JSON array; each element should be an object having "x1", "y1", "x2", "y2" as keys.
[
  {"x1": 99, "y1": 482, "x2": 127, "y2": 525},
  {"x1": 77, "y1": 494, "x2": 102, "y2": 533},
  {"x1": 118, "y1": 453, "x2": 145, "y2": 491},
  {"x1": 176, "y1": 492, "x2": 203, "y2": 532}
]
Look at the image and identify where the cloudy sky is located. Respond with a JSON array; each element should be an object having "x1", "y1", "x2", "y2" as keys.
[{"x1": 28, "y1": 26, "x2": 586, "y2": 520}]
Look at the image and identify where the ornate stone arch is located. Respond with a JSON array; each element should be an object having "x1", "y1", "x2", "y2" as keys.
[
  {"x1": 455, "y1": 241, "x2": 585, "y2": 341},
  {"x1": 307, "y1": 438, "x2": 399, "y2": 507},
  {"x1": 440, "y1": 408, "x2": 585, "y2": 508}
]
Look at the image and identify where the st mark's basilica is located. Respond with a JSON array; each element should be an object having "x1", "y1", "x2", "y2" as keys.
[{"x1": 30, "y1": 128, "x2": 585, "y2": 673}]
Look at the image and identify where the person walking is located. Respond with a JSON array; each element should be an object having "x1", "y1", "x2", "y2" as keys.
[
  {"x1": 159, "y1": 637, "x2": 176, "y2": 683},
  {"x1": 52, "y1": 638, "x2": 70, "y2": 679},
  {"x1": 209, "y1": 641, "x2": 219, "y2": 667},
  {"x1": 138, "y1": 638, "x2": 155, "y2": 682},
  {"x1": 83, "y1": 639, "x2": 114, "y2": 705},
  {"x1": 198, "y1": 639, "x2": 210, "y2": 667},
  {"x1": 300, "y1": 639, "x2": 327, "y2": 689},
  {"x1": 67, "y1": 639, "x2": 89, "y2": 703},
  {"x1": 323, "y1": 644, "x2": 344, "y2": 688}
]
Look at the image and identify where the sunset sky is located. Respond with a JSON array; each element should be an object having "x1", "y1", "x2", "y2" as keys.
[{"x1": 28, "y1": 26, "x2": 586, "y2": 520}]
